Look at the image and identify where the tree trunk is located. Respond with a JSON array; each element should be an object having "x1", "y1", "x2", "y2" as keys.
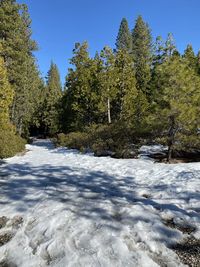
[
  {"x1": 167, "y1": 144, "x2": 173, "y2": 162},
  {"x1": 11, "y1": 97, "x2": 16, "y2": 123},
  {"x1": 107, "y1": 97, "x2": 111, "y2": 124},
  {"x1": 167, "y1": 115, "x2": 176, "y2": 163},
  {"x1": 18, "y1": 118, "x2": 23, "y2": 136}
]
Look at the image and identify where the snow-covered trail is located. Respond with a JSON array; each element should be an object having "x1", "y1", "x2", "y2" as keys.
[{"x1": 0, "y1": 140, "x2": 200, "y2": 266}]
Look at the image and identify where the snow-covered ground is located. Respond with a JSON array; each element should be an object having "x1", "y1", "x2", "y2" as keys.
[{"x1": 0, "y1": 139, "x2": 200, "y2": 267}]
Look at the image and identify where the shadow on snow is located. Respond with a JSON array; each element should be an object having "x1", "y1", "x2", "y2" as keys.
[{"x1": 0, "y1": 140, "x2": 200, "y2": 243}]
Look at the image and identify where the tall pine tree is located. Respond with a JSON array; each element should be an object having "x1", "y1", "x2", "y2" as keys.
[
  {"x1": 116, "y1": 18, "x2": 132, "y2": 52},
  {"x1": 42, "y1": 62, "x2": 62, "y2": 136},
  {"x1": 152, "y1": 56, "x2": 200, "y2": 161},
  {"x1": 99, "y1": 46, "x2": 118, "y2": 124},
  {"x1": 132, "y1": 15, "x2": 152, "y2": 97},
  {"x1": 0, "y1": 0, "x2": 40, "y2": 136},
  {"x1": 183, "y1": 44, "x2": 197, "y2": 71},
  {"x1": 114, "y1": 49, "x2": 138, "y2": 123},
  {"x1": 0, "y1": 49, "x2": 13, "y2": 125}
]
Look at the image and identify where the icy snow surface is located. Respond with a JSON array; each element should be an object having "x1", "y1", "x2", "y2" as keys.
[{"x1": 0, "y1": 139, "x2": 200, "y2": 267}]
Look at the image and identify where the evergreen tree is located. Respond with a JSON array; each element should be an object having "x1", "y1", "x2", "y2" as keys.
[
  {"x1": 151, "y1": 34, "x2": 178, "y2": 104},
  {"x1": 30, "y1": 77, "x2": 46, "y2": 134},
  {"x1": 0, "y1": 47, "x2": 25, "y2": 158},
  {"x1": 116, "y1": 18, "x2": 132, "y2": 52},
  {"x1": 99, "y1": 46, "x2": 118, "y2": 124},
  {"x1": 197, "y1": 50, "x2": 200, "y2": 75},
  {"x1": 0, "y1": 0, "x2": 40, "y2": 135},
  {"x1": 43, "y1": 62, "x2": 62, "y2": 135},
  {"x1": 0, "y1": 50, "x2": 13, "y2": 125},
  {"x1": 132, "y1": 15, "x2": 152, "y2": 96},
  {"x1": 63, "y1": 42, "x2": 98, "y2": 131},
  {"x1": 164, "y1": 33, "x2": 176, "y2": 59},
  {"x1": 153, "y1": 36, "x2": 165, "y2": 66},
  {"x1": 152, "y1": 57, "x2": 200, "y2": 161},
  {"x1": 183, "y1": 44, "x2": 197, "y2": 71},
  {"x1": 114, "y1": 49, "x2": 138, "y2": 123}
]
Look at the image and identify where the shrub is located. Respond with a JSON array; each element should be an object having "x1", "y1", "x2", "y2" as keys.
[
  {"x1": 0, "y1": 124, "x2": 26, "y2": 159},
  {"x1": 56, "y1": 122, "x2": 139, "y2": 157},
  {"x1": 57, "y1": 131, "x2": 90, "y2": 150}
]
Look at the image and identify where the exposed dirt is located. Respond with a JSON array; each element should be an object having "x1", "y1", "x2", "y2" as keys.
[
  {"x1": 171, "y1": 237, "x2": 200, "y2": 267},
  {"x1": 162, "y1": 217, "x2": 200, "y2": 266},
  {"x1": 0, "y1": 217, "x2": 9, "y2": 230},
  {"x1": 163, "y1": 218, "x2": 196, "y2": 234},
  {"x1": 15, "y1": 149, "x2": 30, "y2": 157},
  {"x1": 0, "y1": 232, "x2": 13, "y2": 247},
  {"x1": 0, "y1": 260, "x2": 17, "y2": 267}
]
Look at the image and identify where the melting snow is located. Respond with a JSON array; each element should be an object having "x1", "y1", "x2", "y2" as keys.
[{"x1": 0, "y1": 139, "x2": 200, "y2": 266}]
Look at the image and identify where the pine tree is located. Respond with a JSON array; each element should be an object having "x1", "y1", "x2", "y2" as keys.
[
  {"x1": 164, "y1": 33, "x2": 176, "y2": 59},
  {"x1": 151, "y1": 34, "x2": 179, "y2": 104},
  {"x1": 153, "y1": 34, "x2": 177, "y2": 66},
  {"x1": 153, "y1": 36, "x2": 165, "y2": 66},
  {"x1": 116, "y1": 18, "x2": 132, "y2": 52},
  {"x1": 152, "y1": 57, "x2": 200, "y2": 161},
  {"x1": 114, "y1": 49, "x2": 138, "y2": 123},
  {"x1": 197, "y1": 50, "x2": 200, "y2": 75},
  {"x1": 0, "y1": 0, "x2": 40, "y2": 135},
  {"x1": 43, "y1": 62, "x2": 62, "y2": 135},
  {"x1": 63, "y1": 47, "x2": 107, "y2": 128},
  {"x1": 183, "y1": 44, "x2": 197, "y2": 71},
  {"x1": 0, "y1": 47, "x2": 25, "y2": 158},
  {"x1": 63, "y1": 42, "x2": 97, "y2": 131},
  {"x1": 99, "y1": 46, "x2": 118, "y2": 124},
  {"x1": 132, "y1": 15, "x2": 152, "y2": 96},
  {"x1": 0, "y1": 50, "x2": 13, "y2": 125}
]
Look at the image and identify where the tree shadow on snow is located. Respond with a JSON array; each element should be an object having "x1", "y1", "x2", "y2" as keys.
[{"x1": 0, "y1": 156, "x2": 200, "y2": 242}]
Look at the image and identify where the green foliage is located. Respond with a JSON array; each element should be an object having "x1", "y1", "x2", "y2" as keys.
[
  {"x1": 56, "y1": 123, "x2": 143, "y2": 158},
  {"x1": 132, "y1": 15, "x2": 152, "y2": 96},
  {"x1": 42, "y1": 62, "x2": 62, "y2": 136},
  {"x1": 114, "y1": 49, "x2": 138, "y2": 122},
  {"x1": 63, "y1": 42, "x2": 103, "y2": 131},
  {"x1": 99, "y1": 46, "x2": 118, "y2": 124},
  {"x1": 0, "y1": 46, "x2": 26, "y2": 158},
  {"x1": 0, "y1": 123, "x2": 26, "y2": 159},
  {"x1": 0, "y1": 52, "x2": 13, "y2": 124},
  {"x1": 152, "y1": 56, "x2": 200, "y2": 159},
  {"x1": 116, "y1": 18, "x2": 132, "y2": 52},
  {"x1": 164, "y1": 33, "x2": 176, "y2": 59},
  {"x1": 0, "y1": 0, "x2": 41, "y2": 136},
  {"x1": 183, "y1": 44, "x2": 198, "y2": 71},
  {"x1": 57, "y1": 132, "x2": 90, "y2": 151},
  {"x1": 2, "y1": 2, "x2": 199, "y2": 158}
]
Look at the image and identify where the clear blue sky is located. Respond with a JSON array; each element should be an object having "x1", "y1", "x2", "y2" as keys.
[{"x1": 19, "y1": 0, "x2": 200, "y2": 84}]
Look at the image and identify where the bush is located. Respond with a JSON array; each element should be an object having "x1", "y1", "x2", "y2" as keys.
[
  {"x1": 57, "y1": 131, "x2": 90, "y2": 150},
  {"x1": 0, "y1": 124, "x2": 26, "y2": 159},
  {"x1": 56, "y1": 122, "x2": 141, "y2": 158}
]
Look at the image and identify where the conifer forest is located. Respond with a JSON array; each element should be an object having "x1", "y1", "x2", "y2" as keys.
[{"x1": 0, "y1": 0, "x2": 200, "y2": 161}]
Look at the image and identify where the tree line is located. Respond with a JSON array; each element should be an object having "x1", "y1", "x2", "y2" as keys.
[{"x1": 0, "y1": 0, "x2": 200, "y2": 160}]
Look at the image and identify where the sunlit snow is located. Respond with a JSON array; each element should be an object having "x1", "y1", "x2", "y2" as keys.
[{"x1": 0, "y1": 140, "x2": 200, "y2": 266}]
